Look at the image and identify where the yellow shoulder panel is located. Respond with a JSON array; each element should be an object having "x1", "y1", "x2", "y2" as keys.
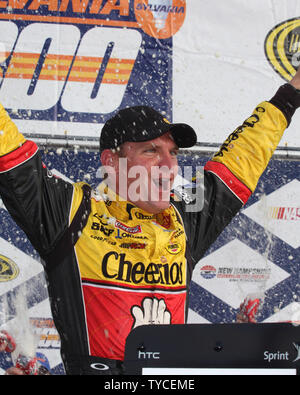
[{"x1": 0, "y1": 103, "x2": 26, "y2": 156}]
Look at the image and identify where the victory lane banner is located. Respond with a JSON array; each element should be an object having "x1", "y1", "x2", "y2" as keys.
[{"x1": 0, "y1": 0, "x2": 186, "y2": 141}]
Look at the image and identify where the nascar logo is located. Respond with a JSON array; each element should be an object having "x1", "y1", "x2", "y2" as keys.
[{"x1": 268, "y1": 206, "x2": 300, "y2": 221}]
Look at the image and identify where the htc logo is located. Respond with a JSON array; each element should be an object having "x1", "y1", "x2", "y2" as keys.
[{"x1": 138, "y1": 350, "x2": 160, "y2": 359}]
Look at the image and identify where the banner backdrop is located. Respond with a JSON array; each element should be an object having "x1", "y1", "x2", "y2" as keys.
[
  {"x1": 0, "y1": 0, "x2": 300, "y2": 374},
  {"x1": 1, "y1": 0, "x2": 300, "y2": 148}
]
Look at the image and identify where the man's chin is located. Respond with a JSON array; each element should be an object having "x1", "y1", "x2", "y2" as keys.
[
  {"x1": 132, "y1": 199, "x2": 171, "y2": 214},
  {"x1": 152, "y1": 200, "x2": 171, "y2": 213}
]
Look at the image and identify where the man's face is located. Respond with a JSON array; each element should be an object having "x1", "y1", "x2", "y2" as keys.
[{"x1": 105, "y1": 132, "x2": 179, "y2": 214}]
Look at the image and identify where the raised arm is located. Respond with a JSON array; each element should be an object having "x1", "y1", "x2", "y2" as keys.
[
  {"x1": 174, "y1": 79, "x2": 300, "y2": 265},
  {"x1": 0, "y1": 104, "x2": 82, "y2": 261},
  {"x1": 290, "y1": 66, "x2": 300, "y2": 89}
]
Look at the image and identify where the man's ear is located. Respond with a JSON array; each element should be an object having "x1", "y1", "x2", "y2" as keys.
[
  {"x1": 101, "y1": 149, "x2": 121, "y2": 167},
  {"x1": 100, "y1": 149, "x2": 120, "y2": 179}
]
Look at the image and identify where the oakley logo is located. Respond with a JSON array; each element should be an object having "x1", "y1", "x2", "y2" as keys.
[{"x1": 90, "y1": 363, "x2": 109, "y2": 371}]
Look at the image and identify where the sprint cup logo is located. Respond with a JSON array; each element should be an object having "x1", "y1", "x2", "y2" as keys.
[
  {"x1": 0, "y1": 254, "x2": 19, "y2": 282},
  {"x1": 265, "y1": 17, "x2": 300, "y2": 81}
]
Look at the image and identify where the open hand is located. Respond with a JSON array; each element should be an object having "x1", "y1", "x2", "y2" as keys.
[{"x1": 131, "y1": 297, "x2": 171, "y2": 329}]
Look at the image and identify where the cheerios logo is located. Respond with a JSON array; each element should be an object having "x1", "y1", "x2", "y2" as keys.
[
  {"x1": 134, "y1": 0, "x2": 186, "y2": 39},
  {"x1": 265, "y1": 17, "x2": 300, "y2": 82},
  {"x1": 0, "y1": 254, "x2": 19, "y2": 282}
]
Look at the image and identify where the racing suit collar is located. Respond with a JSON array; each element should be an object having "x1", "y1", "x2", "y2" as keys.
[{"x1": 96, "y1": 181, "x2": 174, "y2": 228}]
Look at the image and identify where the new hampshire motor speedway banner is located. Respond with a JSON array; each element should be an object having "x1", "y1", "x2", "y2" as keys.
[{"x1": 1, "y1": 0, "x2": 300, "y2": 374}]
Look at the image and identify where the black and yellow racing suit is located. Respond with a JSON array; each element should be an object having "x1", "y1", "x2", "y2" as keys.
[{"x1": 0, "y1": 84, "x2": 299, "y2": 374}]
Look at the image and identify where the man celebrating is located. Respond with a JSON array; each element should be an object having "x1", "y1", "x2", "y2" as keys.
[{"x1": 1, "y1": 70, "x2": 300, "y2": 374}]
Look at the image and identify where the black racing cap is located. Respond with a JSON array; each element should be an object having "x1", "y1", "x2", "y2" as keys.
[{"x1": 99, "y1": 106, "x2": 197, "y2": 153}]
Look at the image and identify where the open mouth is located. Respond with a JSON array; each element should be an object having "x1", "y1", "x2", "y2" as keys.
[{"x1": 152, "y1": 177, "x2": 172, "y2": 190}]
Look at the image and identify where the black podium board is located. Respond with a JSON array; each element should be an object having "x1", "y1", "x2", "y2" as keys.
[{"x1": 124, "y1": 323, "x2": 300, "y2": 375}]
